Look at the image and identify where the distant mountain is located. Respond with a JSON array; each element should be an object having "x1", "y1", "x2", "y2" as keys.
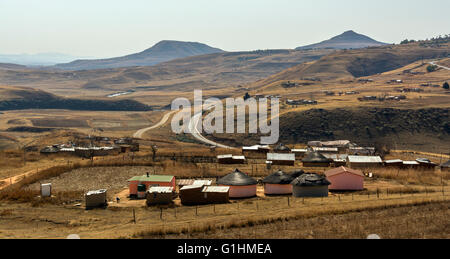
[
  {"x1": 0, "y1": 53, "x2": 87, "y2": 66},
  {"x1": 54, "y1": 40, "x2": 225, "y2": 70},
  {"x1": 296, "y1": 30, "x2": 389, "y2": 50}
]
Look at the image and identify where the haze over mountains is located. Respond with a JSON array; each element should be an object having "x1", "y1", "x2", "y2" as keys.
[
  {"x1": 0, "y1": 53, "x2": 89, "y2": 66},
  {"x1": 296, "y1": 30, "x2": 388, "y2": 50},
  {"x1": 54, "y1": 40, "x2": 225, "y2": 71}
]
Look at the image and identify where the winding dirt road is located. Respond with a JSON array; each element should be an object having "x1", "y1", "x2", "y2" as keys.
[{"x1": 132, "y1": 110, "x2": 177, "y2": 138}]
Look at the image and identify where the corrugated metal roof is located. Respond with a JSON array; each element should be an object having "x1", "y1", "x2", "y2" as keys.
[
  {"x1": 312, "y1": 147, "x2": 338, "y2": 152},
  {"x1": 128, "y1": 175, "x2": 174, "y2": 182},
  {"x1": 323, "y1": 154, "x2": 348, "y2": 161},
  {"x1": 348, "y1": 156, "x2": 382, "y2": 163},
  {"x1": 86, "y1": 189, "x2": 107, "y2": 195},
  {"x1": 147, "y1": 186, "x2": 173, "y2": 193},
  {"x1": 384, "y1": 159, "x2": 403, "y2": 163},
  {"x1": 291, "y1": 149, "x2": 308, "y2": 153},
  {"x1": 202, "y1": 186, "x2": 230, "y2": 193},
  {"x1": 177, "y1": 179, "x2": 195, "y2": 185},
  {"x1": 217, "y1": 154, "x2": 233, "y2": 159},
  {"x1": 232, "y1": 156, "x2": 245, "y2": 160},
  {"x1": 325, "y1": 166, "x2": 364, "y2": 177},
  {"x1": 193, "y1": 180, "x2": 212, "y2": 186},
  {"x1": 267, "y1": 153, "x2": 295, "y2": 161},
  {"x1": 403, "y1": 161, "x2": 419, "y2": 165},
  {"x1": 180, "y1": 185, "x2": 203, "y2": 191}
]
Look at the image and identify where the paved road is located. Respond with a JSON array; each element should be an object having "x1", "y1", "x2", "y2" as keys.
[
  {"x1": 429, "y1": 61, "x2": 450, "y2": 70},
  {"x1": 187, "y1": 102, "x2": 235, "y2": 149},
  {"x1": 133, "y1": 110, "x2": 177, "y2": 138}
]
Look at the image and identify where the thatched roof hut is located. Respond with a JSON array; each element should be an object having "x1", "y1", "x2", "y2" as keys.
[
  {"x1": 301, "y1": 151, "x2": 332, "y2": 167},
  {"x1": 262, "y1": 170, "x2": 295, "y2": 195},
  {"x1": 217, "y1": 169, "x2": 257, "y2": 198},
  {"x1": 291, "y1": 173, "x2": 330, "y2": 197}
]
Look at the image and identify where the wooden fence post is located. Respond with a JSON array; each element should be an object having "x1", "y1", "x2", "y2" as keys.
[
  {"x1": 287, "y1": 197, "x2": 290, "y2": 207},
  {"x1": 132, "y1": 209, "x2": 136, "y2": 224},
  {"x1": 160, "y1": 208, "x2": 163, "y2": 220}
]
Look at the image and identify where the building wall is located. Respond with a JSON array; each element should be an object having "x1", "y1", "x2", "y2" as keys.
[
  {"x1": 270, "y1": 160, "x2": 295, "y2": 166},
  {"x1": 327, "y1": 172, "x2": 364, "y2": 191},
  {"x1": 292, "y1": 185, "x2": 329, "y2": 197},
  {"x1": 219, "y1": 185, "x2": 257, "y2": 198},
  {"x1": 264, "y1": 184, "x2": 292, "y2": 195},
  {"x1": 348, "y1": 162, "x2": 382, "y2": 169},
  {"x1": 146, "y1": 192, "x2": 173, "y2": 205},
  {"x1": 128, "y1": 178, "x2": 176, "y2": 196},
  {"x1": 85, "y1": 192, "x2": 107, "y2": 208},
  {"x1": 302, "y1": 162, "x2": 330, "y2": 167}
]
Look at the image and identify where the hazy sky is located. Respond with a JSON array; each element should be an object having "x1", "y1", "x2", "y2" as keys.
[{"x1": 1, "y1": 0, "x2": 449, "y2": 58}]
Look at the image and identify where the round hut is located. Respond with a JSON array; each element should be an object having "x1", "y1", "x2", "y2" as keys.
[
  {"x1": 217, "y1": 169, "x2": 257, "y2": 198},
  {"x1": 301, "y1": 151, "x2": 332, "y2": 167},
  {"x1": 262, "y1": 170, "x2": 295, "y2": 195},
  {"x1": 291, "y1": 173, "x2": 330, "y2": 197},
  {"x1": 274, "y1": 143, "x2": 291, "y2": 153}
]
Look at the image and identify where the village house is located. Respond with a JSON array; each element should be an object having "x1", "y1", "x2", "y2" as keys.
[
  {"x1": 127, "y1": 173, "x2": 176, "y2": 198},
  {"x1": 301, "y1": 151, "x2": 332, "y2": 167},
  {"x1": 146, "y1": 186, "x2": 176, "y2": 206},
  {"x1": 291, "y1": 173, "x2": 330, "y2": 197},
  {"x1": 217, "y1": 169, "x2": 257, "y2": 198},
  {"x1": 85, "y1": 189, "x2": 107, "y2": 209},
  {"x1": 262, "y1": 170, "x2": 295, "y2": 195},
  {"x1": 347, "y1": 155, "x2": 383, "y2": 168},
  {"x1": 266, "y1": 153, "x2": 296, "y2": 166},
  {"x1": 217, "y1": 154, "x2": 246, "y2": 164},
  {"x1": 325, "y1": 166, "x2": 364, "y2": 191}
]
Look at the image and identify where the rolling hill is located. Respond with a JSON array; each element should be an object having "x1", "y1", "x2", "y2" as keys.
[
  {"x1": 0, "y1": 49, "x2": 332, "y2": 99},
  {"x1": 296, "y1": 30, "x2": 388, "y2": 50},
  {"x1": 54, "y1": 40, "x2": 225, "y2": 70},
  {"x1": 0, "y1": 86, "x2": 151, "y2": 111},
  {"x1": 249, "y1": 41, "x2": 450, "y2": 88}
]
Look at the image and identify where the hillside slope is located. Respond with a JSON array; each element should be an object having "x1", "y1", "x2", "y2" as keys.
[
  {"x1": 54, "y1": 40, "x2": 225, "y2": 70},
  {"x1": 0, "y1": 86, "x2": 151, "y2": 111},
  {"x1": 296, "y1": 30, "x2": 388, "y2": 50},
  {"x1": 0, "y1": 49, "x2": 332, "y2": 97},
  {"x1": 250, "y1": 42, "x2": 450, "y2": 86}
]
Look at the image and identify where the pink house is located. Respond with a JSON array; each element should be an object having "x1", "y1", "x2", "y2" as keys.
[
  {"x1": 217, "y1": 169, "x2": 257, "y2": 198},
  {"x1": 325, "y1": 166, "x2": 364, "y2": 191}
]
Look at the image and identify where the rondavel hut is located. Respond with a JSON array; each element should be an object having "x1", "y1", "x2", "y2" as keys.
[
  {"x1": 262, "y1": 170, "x2": 295, "y2": 195},
  {"x1": 217, "y1": 168, "x2": 257, "y2": 198},
  {"x1": 291, "y1": 173, "x2": 330, "y2": 197},
  {"x1": 301, "y1": 151, "x2": 332, "y2": 167}
]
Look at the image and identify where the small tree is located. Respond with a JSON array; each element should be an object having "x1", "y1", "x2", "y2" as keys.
[
  {"x1": 426, "y1": 65, "x2": 437, "y2": 72},
  {"x1": 443, "y1": 82, "x2": 449, "y2": 90}
]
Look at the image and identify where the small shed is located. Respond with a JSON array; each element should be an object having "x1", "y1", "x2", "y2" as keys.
[
  {"x1": 323, "y1": 154, "x2": 348, "y2": 167},
  {"x1": 202, "y1": 186, "x2": 230, "y2": 204},
  {"x1": 128, "y1": 174, "x2": 176, "y2": 198},
  {"x1": 262, "y1": 170, "x2": 294, "y2": 195},
  {"x1": 302, "y1": 151, "x2": 332, "y2": 167},
  {"x1": 415, "y1": 158, "x2": 438, "y2": 170},
  {"x1": 384, "y1": 159, "x2": 404, "y2": 168},
  {"x1": 325, "y1": 166, "x2": 364, "y2": 191},
  {"x1": 180, "y1": 185, "x2": 229, "y2": 205},
  {"x1": 440, "y1": 160, "x2": 450, "y2": 172},
  {"x1": 85, "y1": 189, "x2": 107, "y2": 209},
  {"x1": 347, "y1": 155, "x2": 382, "y2": 168},
  {"x1": 217, "y1": 154, "x2": 246, "y2": 164},
  {"x1": 217, "y1": 169, "x2": 257, "y2": 198},
  {"x1": 273, "y1": 143, "x2": 291, "y2": 153},
  {"x1": 146, "y1": 186, "x2": 175, "y2": 205},
  {"x1": 291, "y1": 173, "x2": 330, "y2": 197},
  {"x1": 242, "y1": 145, "x2": 270, "y2": 158},
  {"x1": 40, "y1": 183, "x2": 52, "y2": 197},
  {"x1": 267, "y1": 153, "x2": 295, "y2": 166},
  {"x1": 291, "y1": 149, "x2": 308, "y2": 159},
  {"x1": 402, "y1": 161, "x2": 420, "y2": 169}
]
